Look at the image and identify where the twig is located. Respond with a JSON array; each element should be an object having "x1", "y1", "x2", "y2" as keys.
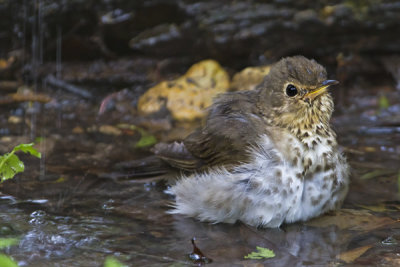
[
  {"x1": 0, "y1": 92, "x2": 52, "y2": 105},
  {"x1": 0, "y1": 81, "x2": 20, "y2": 91},
  {"x1": 46, "y1": 74, "x2": 92, "y2": 99}
]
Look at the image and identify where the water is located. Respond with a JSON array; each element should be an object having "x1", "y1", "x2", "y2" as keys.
[{"x1": 0, "y1": 77, "x2": 399, "y2": 266}]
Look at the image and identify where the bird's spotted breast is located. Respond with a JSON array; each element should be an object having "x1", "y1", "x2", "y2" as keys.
[{"x1": 280, "y1": 130, "x2": 349, "y2": 222}]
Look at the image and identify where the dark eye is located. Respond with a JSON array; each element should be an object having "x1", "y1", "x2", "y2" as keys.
[{"x1": 286, "y1": 84, "x2": 298, "y2": 97}]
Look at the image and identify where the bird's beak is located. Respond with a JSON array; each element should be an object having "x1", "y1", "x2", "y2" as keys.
[{"x1": 304, "y1": 80, "x2": 339, "y2": 101}]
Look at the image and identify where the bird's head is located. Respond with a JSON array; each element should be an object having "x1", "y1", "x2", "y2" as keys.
[{"x1": 257, "y1": 56, "x2": 338, "y2": 133}]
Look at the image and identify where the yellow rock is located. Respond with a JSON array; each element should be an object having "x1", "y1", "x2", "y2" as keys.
[
  {"x1": 98, "y1": 125, "x2": 122, "y2": 136},
  {"x1": 231, "y1": 65, "x2": 271, "y2": 91},
  {"x1": 8, "y1": 115, "x2": 22, "y2": 124},
  {"x1": 138, "y1": 59, "x2": 229, "y2": 121}
]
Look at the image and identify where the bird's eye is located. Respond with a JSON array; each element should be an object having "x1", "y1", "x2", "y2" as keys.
[{"x1": 286, "y1": 84, "x2": 298, "y2": 97}]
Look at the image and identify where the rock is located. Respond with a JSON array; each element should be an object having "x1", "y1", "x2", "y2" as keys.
[
  {"x1": 231, "y1": 65, "x2": 271, "y2": 91},
  {"x1": 138, "y1": 59, "x2": 229, "y2": 121},
  {"x1": 98, "y1": 125, "x2": 122, "y2": 136},
  {"x1": 129, "y1": 23, "x2": 186, "y2": 56}
]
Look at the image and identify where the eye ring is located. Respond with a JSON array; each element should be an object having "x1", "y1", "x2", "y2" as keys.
[{"x1": 286, "y1": 84, "x2": 298, "y2": 97}]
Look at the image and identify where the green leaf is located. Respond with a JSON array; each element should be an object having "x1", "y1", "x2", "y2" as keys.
[
  {"x1": 13, "y1": 143, "x2": 41, "y2": 158},
  {"x1": 135, "y1": 134, "x2": 157, "y2": 148},
  {"x1": 0, "y1": 254, "x2": 19, "y2": 267},
  {"x1": 378, "y1": 95, "x2": 390, "y2": 110},
  {"x1": 0, "y1": 154, "x2": 24, "y2": 182},
  {"x1": 104, "y1": 256, "x2": 127, "y2": 267},
  {"x1": 132, "y1": 126, "x2": 157, "y2": 148},
  {"x1": 0, "y1": 238, "x2": 19, "y2": 249},
  {"x1": 0, "y1": 143, "x2": 41, "y2": 183},
  {"x1": 244, "y1": 246, "x2": 275, "y2": 260},
  {"x1": 116, "y1": 124, "x2": 157, "y2": 148}
]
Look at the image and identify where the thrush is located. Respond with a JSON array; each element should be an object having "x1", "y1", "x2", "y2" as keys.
[{"x1": 151, "y1": 56, "x2": 350, "y2": 228}]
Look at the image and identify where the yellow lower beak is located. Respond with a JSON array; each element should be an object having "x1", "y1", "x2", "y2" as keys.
[{"x1": 304, "y1": 80, "x2": 339, "y2": 101}]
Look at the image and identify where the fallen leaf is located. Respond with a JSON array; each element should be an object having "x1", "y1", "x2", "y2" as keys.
[
  {"x1": 53, "y1": 177, "x2": 66, "y2": 183},
  {"x1": 306, "y1": 209, "x2": 396, "y2": 231},
  {"x1": 383, "y1": 253, "x2": 400, "y2": 265},
  {"x1": 338, "y1": 245, "x2": 372, "y2": 263},
  {"x1": 378, "y1": 94, "x2": 390, "y2": 109},
  {"x1": 244, "y1": 246, "x2": 275, "y2": 260},
  {"x1": 0, "y1": 254, "x2": 18, "y2": 267},
  {"x1": 135, "y1": 134, "x2": 157, "y2": 148},
  {"x1": 104, "y1": 256, "x2": 127, "y2": 267},
  {"x1": 357, "y1": 203, "x2": 399, "y2": 212},
  {"x1": 116, "y1": 124, "x2": 157, "y2": 148}
]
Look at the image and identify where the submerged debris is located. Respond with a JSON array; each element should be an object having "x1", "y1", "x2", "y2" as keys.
[
  {"x1": 337, "y1": 245, "x2": 372, "y2": 264},
  {"x1": 46, "y1": 75, "x2": 93, "y2": 99},
  {"x1": 188, "y1": 238, "x2": 212, "y2": 265}
]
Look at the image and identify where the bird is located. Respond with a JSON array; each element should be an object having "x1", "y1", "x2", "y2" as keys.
[{"x1": 148, "y1": 56, "x2": 350, "y2": 228}]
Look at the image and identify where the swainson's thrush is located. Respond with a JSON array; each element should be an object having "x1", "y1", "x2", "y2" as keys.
[{"x1": 153, "y1": 56, "x2": 350, "y2": 227}]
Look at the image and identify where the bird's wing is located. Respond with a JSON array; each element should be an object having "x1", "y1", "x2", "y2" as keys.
[
  {"x1": 154, "y1": 90, "x2": 267, "y2": 171},
  {"x1": 152, "y1": 141, "x2": 203, "y2": 170}
]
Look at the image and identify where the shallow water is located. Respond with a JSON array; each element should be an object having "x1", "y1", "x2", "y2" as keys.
[{"x1": 1, "y1": 69, "x2": 400, "y2": 266}]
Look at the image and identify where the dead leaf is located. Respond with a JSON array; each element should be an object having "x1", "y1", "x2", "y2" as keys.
[
  {"x1": 383, "y1": 253, "x2": 400, "y2": 265},
  {"x1": 307, "y1": 209, "x2": 396, "y2": 231},
  {"x1": 338, "y1": 245, "x2": 372, "y2": 263},
  {"x1": 357, "y1": 203, "x2": 399, "y2": 212}
]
